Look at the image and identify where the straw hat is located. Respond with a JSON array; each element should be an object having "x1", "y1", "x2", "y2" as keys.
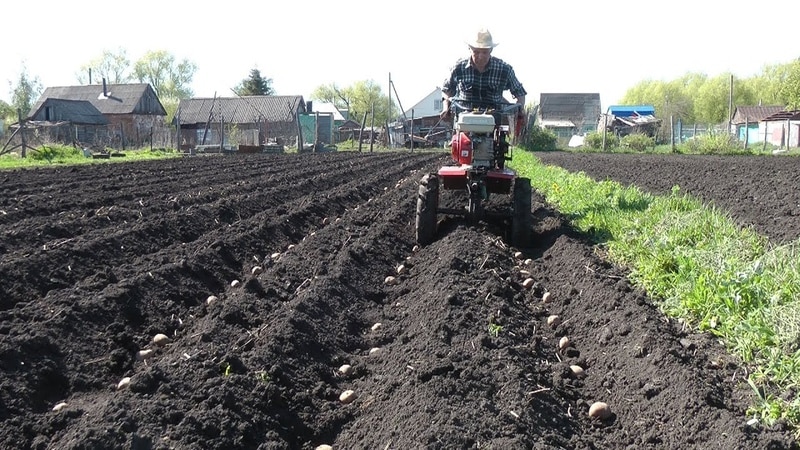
[{"x1": 467, "y1": 28, "x2": 498, "y2": 49}]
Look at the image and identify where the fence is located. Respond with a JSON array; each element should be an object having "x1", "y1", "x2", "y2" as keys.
[{"x1": 2, "y1": 121, "x2": 176, "y2": 155}]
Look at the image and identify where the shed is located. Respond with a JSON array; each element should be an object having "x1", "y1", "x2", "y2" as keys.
[
  {"x1": 598, "y1": 104, "x2": 660, "y2": 138},
  {"x1": 28, "y1": 82, "x2": 167, "y2": 148},
  {"x1": 25, "y1": 98, "x2": 109, "y2": 145},
  {"x1": 761, "y1": 110, "x2": 800, "y2": 148},
  {"x1": 537, "y1": 93, "x2": 601, "y2": 139},
  {"x1": 175, "y1": 95, "x2": 306, "y2": 151},
  {"x1": 730, "y1": 105, "x2": 786, "y2": 144}
]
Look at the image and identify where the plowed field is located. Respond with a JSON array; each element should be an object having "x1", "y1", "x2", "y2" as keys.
[{"x1": 1, "y1": 150, "x2": 798, "y2": 449}]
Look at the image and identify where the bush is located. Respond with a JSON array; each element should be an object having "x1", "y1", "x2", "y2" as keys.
[
  {"x1": 682, "y1": 132, "x2": 739, "y2": 154},
  {"x1": 29, "y1": 145, "x2": 83, "y2": 162},
  {"x1": 620, "y1": 133, "x2": 655, "y2": 152},
  {"x1": 521, "y1": 126, "x2": 558, "y2": 151},
  {"x1": 584, "y1": 131, "x2": 619, "y2": 150}
]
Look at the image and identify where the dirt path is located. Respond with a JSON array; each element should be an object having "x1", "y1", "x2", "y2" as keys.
[{"x1": 1, "y1": 151, "x2": 796, "y2": 449}]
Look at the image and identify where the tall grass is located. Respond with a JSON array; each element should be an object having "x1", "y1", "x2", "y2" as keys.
[{"x1": 511, "y1": 150, "x2": 800, "y2": 433}]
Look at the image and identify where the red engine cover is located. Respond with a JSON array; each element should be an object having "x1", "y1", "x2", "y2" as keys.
[{"x1": 450, "y1": 132, "x2": 472, "y2": 165}]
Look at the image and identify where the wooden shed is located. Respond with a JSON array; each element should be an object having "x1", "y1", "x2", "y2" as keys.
[{"x1": 174, "y1": 95, "x2": 306, "y2": 151}]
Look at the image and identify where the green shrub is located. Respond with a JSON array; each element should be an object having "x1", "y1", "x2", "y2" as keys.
[
  {"x1": 682, "y1": 132, "x2": 739, "y2": 154},
  {"x1": 620, "y1": 133, "x2": 655, "y2": 152},
  {"x1": 584, "y1": 131, "x2": 619, "y2": 150},
  {"x1": 29, "y1": 145, "x2": 83, "y2": 162},
  {"x1": 521, "y1": 126, "x2": 558, "y2": 151}
]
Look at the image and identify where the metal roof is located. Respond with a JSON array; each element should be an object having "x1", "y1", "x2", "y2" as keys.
[
  {"x1": 763, "y1": 110, "x2": 800, "y2": 121},
  {"x1": 539, "y1": 93, "x2": 601, "y2": 121},
  {"x1": 731, "y1": 105, "x2": 786, "y2": 124},
  {"x1": 606, "y1": 105, "x2": 655, "y2": 117},
  {"x1": 30, "y1": 83, "x2": 165, "y2": 116},
  {"x1": 175, "y1": 95, "x2": 306, "y2": 124}
]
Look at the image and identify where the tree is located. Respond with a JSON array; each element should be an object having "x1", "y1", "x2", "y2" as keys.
[
  {"x1": 778, "y1": 59, "x2": 800, "y2": 109},
  {"x1": 311, "y1": 80, "x2": 392, "y2": 126},
  {"x1": 312, "y1": 83, "x2": 351, "y2": 115},
  {"x1": 233, "y1": 68, "x2": 274, "y2": 96},
  {"x1": 132, "y1": 50, "x2": 197, "y2": 101},
  {"x1": 76, "y1": 48, "x2": 131, "y2": 84},
  {"x1": 745, "y1": 62, "x2": 793, "y2": 106},
  {"x1": 0, "y1": 99, "x2": 13, "y2": 123},
  {"x1": 8, "y1": 65, "x2": 43, "y2": 117}
]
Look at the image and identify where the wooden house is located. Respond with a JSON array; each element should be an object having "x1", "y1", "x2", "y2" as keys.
[
  {"x1": 175, "y1": 95, "x2": 306, "y2": 151},
  {"x1": 537, "y1": 93, "x2": 601, "y2": 140},
  {"x1": 28, "y1": 81, "x2": 167, "y2": 148},
  {"x1": 26, "y1": 98, "x2": 108, "y2": 145}
]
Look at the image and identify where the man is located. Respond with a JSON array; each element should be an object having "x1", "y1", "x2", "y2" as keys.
[{"x1": 440, "y1": 28, "x2": 526, "y2": 119}]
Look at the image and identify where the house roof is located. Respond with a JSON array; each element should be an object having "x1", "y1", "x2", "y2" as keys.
[
  {"x1": 731, "y1": 105, "x2": 786, "y2": 124},
  {"x1": 312, "y1": 102, "x2": 346, "y2": 121},
  {"x1": 763, "y1": 109, "x2": 800, "y2": 122},
  {"x1": 30, "y1": 83, "x2": 166, "y2": 116},
  {"x1": 539, "y1": 93, "x2": 601, "y2": 121},
  {"x1": 29, "y1": 98, "x2": 108, "y2": 125},
  {"x1": 176, "y1": 95, "x2": 306, "y2": 124}
]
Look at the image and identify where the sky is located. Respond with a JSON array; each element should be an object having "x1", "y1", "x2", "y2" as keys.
[{"x1": 3, "y1": 1, "x2": 800, "y2": 112}]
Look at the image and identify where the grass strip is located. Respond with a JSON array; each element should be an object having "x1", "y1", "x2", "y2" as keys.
[{"x1": 511, "y1": 150, "x2": 800, "y2": 432}]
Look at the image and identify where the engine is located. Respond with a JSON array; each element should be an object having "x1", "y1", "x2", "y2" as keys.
[{"x1": 450, "y1": 112, "x2": 496, "y2": 167}]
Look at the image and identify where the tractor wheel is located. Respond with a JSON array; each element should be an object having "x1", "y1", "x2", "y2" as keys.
[
  {"x1": 416, "y1": 173, "x2": 439, "y2": 246},
  {"x1": 511, "y1": 177, "x2": 532, "y2": 247}
]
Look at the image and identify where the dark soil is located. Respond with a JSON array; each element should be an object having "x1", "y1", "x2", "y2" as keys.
[{"x1": 1, "y1": 150, "x2": 797, "y2": 450}]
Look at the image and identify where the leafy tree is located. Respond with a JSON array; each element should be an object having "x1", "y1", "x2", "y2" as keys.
[
  {"x1": 233, "y1": 68, "x2": 274, "y2": 96},
  {"x1": 745, "y1": 62, "x2": 793, "y2": 106},
  {"x1": 312, "y1": 80, "x2": 393, "y2": 126},
  {"x1": 1, "y1": 99, "x2": 14, "y2": 123},
  {"x1": 76, "y1": 48, "x2": 131, "y2": 84},
  {"x1": 778, "y1": 59, "x2": 800, "y2": 109},
  {"x1": 132, "y1": 50, "x2": 197, "y2": 101},
  {"x1": 8, "y1": 65, "x2": 43, "y2": 117},
  {"x1": 312, "y1": 83, "x2": 352, "y2": 115}
]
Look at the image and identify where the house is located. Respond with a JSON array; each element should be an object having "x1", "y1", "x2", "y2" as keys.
[
  {"x1": 537, "y1": 93, "x2": 601, "y2": 140},
  {"x1": 401, "y1": 87, "x2": 451, "y2": 147},
  {"x1": 761, "y1": 109, "x2": 800, "y2": 148},
  {"x1": 175, "y1": 95, "x2": 306, "y2": 151},
  {"x1": 599, "y1": 105, "x2": 661, "y2": 137},
  {"x1": 26, "y1": 98, "x2": 108, "y2": 145},
  {"x1": 730, "y1": 105, "x2": 786, "y2": 144},
  {"x1": 28, "y1": 82, "x2": 167, "y2": 148}
]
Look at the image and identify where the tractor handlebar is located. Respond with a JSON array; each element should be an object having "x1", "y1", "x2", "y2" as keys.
[{"x1": 450, "y1": 100, "x2": 521, "y2": 116}]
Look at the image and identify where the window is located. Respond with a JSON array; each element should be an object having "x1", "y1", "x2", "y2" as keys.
[{"x1": 434, "y1": 99, "x2": 443, "y2": 110}]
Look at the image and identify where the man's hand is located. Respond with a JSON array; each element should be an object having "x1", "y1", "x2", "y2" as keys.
[{"x1": 440, "y1": 98, "x2": 452, "y2": 119}]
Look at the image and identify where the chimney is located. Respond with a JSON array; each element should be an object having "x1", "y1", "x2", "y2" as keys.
[
  {"x1": 89, "y1": 68, "x2": 92, "y2": 85},
  {"x1": 102, "y1": 78, "x2": 107, "y2": 97}
]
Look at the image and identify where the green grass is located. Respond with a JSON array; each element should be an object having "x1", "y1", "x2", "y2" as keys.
[
  {"x1": 0, "y1": 144, "x2": 182, "y2": 169},
  {"x1": 510, "y1": 149, "x2": 800, "y2": 433}
]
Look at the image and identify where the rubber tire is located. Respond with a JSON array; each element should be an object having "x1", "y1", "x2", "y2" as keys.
[
  {"x1": 511, "y1": 177, "x2": 532, "y2": 248},
  {"x1": 416, "y1": 173, "x2": 439, "y2": 246}
]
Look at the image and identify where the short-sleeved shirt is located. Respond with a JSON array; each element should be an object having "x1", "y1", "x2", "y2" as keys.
[{"x1": 442, "y1": 56, "x2": 526, "y2": 107}]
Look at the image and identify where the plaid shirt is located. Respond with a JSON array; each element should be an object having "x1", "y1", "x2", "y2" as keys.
[{"x1": 442, "y1": 56, "x2": 526, "y2": 106}]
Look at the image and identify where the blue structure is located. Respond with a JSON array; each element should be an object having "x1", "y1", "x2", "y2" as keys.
[{"x1": 607, "y1": 105, "x2": 655, "y2": 117}]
